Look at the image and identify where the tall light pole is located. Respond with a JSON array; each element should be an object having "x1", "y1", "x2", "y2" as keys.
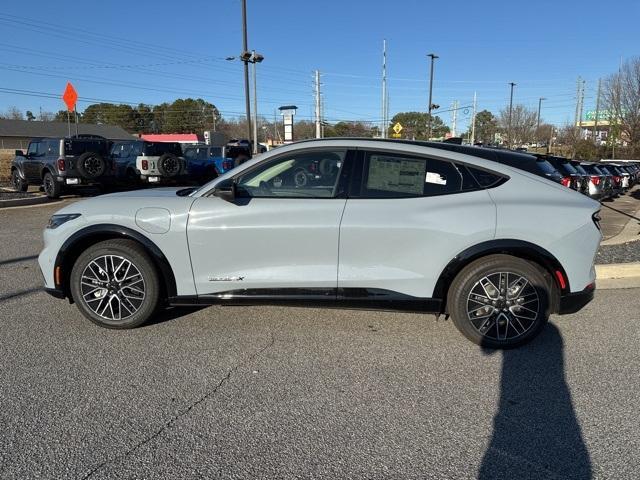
[
  {"x1": 507, "y1": 82, "x2": 516, "y2": 148},
  {"x1": 250, "y1": 50, "x2": 264, "y2": 153},
  {"x1": 536, "y1": 96, "x2": 546, "y2": 142},
  {"x1": 240, "y1": 0, "x2": 252, "y2": 143},
  {"x1": 427, "y1": 53, "x2": 439, "y2": 140}
]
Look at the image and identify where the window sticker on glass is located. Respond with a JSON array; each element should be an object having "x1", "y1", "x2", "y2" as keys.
[
  {"x1": 367, "y1": 156, "x2": 426, "y2": 194},
  {"x1": 426, "y1": 171, "x2": 447, "y2": 185}
]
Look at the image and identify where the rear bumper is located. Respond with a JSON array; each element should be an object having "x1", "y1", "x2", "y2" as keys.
[{"x1": 558, "y1": 283, "x2": 595, "y2": 314}]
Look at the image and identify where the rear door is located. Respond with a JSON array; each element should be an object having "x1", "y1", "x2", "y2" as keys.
[{"x1": 338, "y1": 150, "x2": 497, "y2": 299}]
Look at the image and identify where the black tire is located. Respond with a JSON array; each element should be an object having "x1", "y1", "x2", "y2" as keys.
[
  {"x1": 70, "y1": 239, "x2": 161, "y2": 329},
  {"x1": 43, "y1": 171, "x2": 62, "y2": 199},
  {"x1": 157, "y1": 154, "x2": 182, "y2": 177},
  {"x1": 447, "y1": 254, "x2": 551, "y2": 349},
  {"x1": 76, "y1": 152, "x2": 107, "y2": 179},
  {"x1": 11, "y1": 169, "x2": 28, "y2": 192}
]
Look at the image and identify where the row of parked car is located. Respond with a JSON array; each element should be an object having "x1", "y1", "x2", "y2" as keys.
[
  {"x1": 431, "y1": 141, "x2": 640, "y2": 201},
  {"x1": 9, "y1": 135, "x2": 258, "y2": 199},
  {"x1": 534, "y1": 155, "x2": 640, "y2": 200}
]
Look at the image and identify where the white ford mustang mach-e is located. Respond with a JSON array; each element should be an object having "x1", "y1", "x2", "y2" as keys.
[{"x1": 39, "y1": 139, "x2": 601, "y2": 348}]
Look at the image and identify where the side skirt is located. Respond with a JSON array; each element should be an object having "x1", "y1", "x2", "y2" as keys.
[{"x1": 168, "y1": 287, "x2": 442, "y2": 313}]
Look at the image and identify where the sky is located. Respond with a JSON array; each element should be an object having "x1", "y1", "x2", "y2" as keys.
[{"x1": 1, "y1": 0, "x2": 638, "y2": 133}]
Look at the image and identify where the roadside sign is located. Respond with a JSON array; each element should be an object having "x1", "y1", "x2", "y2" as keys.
[
  {"x1": 392, "y1": 132, "x2": 402, "y2": 138},
  {"x1": 392, "y1": 122, "x2": 403, "y2": 134},
  {"x1": 62, "y1": 82, "x2": 78, "y2": 112}
]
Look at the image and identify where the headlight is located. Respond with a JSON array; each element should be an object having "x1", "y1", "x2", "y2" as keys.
[{"x1": 47, "y1": 213, "x2": 81, "y2": 229}]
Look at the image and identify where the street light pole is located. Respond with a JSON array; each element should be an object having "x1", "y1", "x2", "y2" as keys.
[
  {"x1": 507, "y1": 82, "x2": 516, "y2": 148},
  {"x1": 427, "y1": 53, "x2": 438, "y2": 140},
  {"x1": 241, "y1": 0, "x2": 252, "y2": 143},
  {"x1": 536, "y1": 96, "x2": 546, "y2": 142}
]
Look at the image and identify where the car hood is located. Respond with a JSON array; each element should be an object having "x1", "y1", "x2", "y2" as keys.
[{"x1": 98, "y1": 187, "x2": 188, "y2": 198}]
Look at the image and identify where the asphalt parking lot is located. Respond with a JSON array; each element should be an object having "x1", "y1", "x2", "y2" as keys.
[{"x1": 1, "y1": 201, "x2": 640, "y2": 479}]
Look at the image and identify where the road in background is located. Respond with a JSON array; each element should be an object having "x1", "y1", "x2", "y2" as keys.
[{"x1": 1, "y1": 201, "x2": 639, "y2": 479}]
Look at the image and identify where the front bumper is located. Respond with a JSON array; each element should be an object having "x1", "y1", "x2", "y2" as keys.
[{"x1": 558, "y1": 283, "x2": 595, "y2": 314}]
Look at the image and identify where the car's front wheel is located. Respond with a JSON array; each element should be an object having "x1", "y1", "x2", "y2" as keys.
[
  {"x1": 11, "y1": 169, "x2": 28, "y2": 192},
  {"x1": 70, "y1": 239, "x2": 161, "y2": 329},
  {"x1": 447, "y1": 254, "x2": 551, "y2": 349}
]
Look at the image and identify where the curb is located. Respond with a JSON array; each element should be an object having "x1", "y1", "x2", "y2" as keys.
[
  {"x1": 595, "y1": 262, "x2": 640, "y2": 289},
  {"x1": 0, "y1": 194, "x2": 51, "y2": 209}
]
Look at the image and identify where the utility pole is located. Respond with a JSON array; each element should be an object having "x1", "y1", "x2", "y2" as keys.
[
  {"x1": 252, "y1": 51, "x2": 258, "y2": 152},
  {"x1": 574, "y1": 76, "x2": 582, "y2": 135},
  {"x1": 240, "y1": 0, "x2": 252, "y2": 144},
  {"x1": 315, "y1": 70, "x2": 322, "y2": 138},
  {"x1": 507, "y1": 82, "x2": 516, "y2": 148},
  {"x1": 593, "y1": 78, "x2": 601, "y2": 144},
  {"x1": 451, "y1": 100, "x2": 458, "y2": 137},
  {"x1": 427, "y1": 53, "x2": 438, "y2": 139},
  {"x1": 381, "y1": 39, "x2": 387, "y2": 138},
  {"x1": 471, "y1": 91, "x2": 477, "y2": 145},
  {"x1": 536, "y1": 97, "x2": 546, "y2": 143},
  {"x1": 578, "y1": 79, "x2": 586, "y2": 139}
]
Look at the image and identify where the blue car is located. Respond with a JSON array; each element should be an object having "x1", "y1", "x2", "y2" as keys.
[{"x1": 182, "y1": 145, "x2": 239, "y2": 182}]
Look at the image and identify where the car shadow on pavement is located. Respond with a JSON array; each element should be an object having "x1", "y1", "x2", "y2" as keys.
[
  {"x1": 143, "y1": 305, "x2": 207, "y2": 327},
  {"x1": 478, "y1": 323, "x2": 592, "y2": 479}
]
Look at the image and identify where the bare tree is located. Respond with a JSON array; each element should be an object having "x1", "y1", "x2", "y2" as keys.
[
  {"x1": 0, "y1": 106, "x2": 24, "y2": 120},
  {"x1": 38, "y1": 111, "x2": 56, "y2": 121},
  {"x1": 498, "y1": 104, "x2": 537, "y2": 146},
  {"x1": 602, "y1": 56, "x2": 640, "y2": 151}
]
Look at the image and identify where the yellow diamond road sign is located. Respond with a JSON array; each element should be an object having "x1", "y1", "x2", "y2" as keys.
[{"x1": 392, "y1": 122, "x2": 403, "y2": 134}]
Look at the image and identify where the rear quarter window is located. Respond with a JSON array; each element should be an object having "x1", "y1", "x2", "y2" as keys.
[{"x1": 361, "y1": 152, "x2": 464, "y2": 198}]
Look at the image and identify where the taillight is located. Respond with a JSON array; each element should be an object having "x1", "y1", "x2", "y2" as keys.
[
  {"x1": 222, "y1": 160, "x2": 234, "y2": 170},
  {"x1": 561, "y1": 176, "x2": 571, "y2": 187},
  {"x1": 591, "y1": 175, "x2": 600, "y2": 185},
  {"x1": 141, "y1": 159, "x2": 148, "y2": 170},
  {"x1": 614, "y1": 175, "x2": 621, "y2": 183},
  {"x1": 57, "y1": 158, "x2": 65, "y2": 171}
]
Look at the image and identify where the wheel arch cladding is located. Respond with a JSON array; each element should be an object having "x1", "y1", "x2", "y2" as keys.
[
  {"x1": 55, "y1": 224, "x2": 177, "y2": 301},
  {"x1": 433, "y1": 239, "x2": 568, "y2": 310}
]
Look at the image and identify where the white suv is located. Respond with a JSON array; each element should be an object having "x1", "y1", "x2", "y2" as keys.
[{"x1": 38, "y1": 139, "x2": 601, "y2": 348}]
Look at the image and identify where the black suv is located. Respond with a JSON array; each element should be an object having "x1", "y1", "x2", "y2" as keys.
[
  {"x1": 11, "y1": 135, "x2": 112, "y2": 198},
  {"x1": 537, "y1": 155, "x2": 589, "y2": 195}
]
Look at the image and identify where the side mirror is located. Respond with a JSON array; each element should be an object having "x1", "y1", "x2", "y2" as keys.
[
  {"x1": 15, "y1": 150, "x2": 24, "y2": 157},
  {"x1": 213, "y1": 178, "x2": 236, "y2": 202}
]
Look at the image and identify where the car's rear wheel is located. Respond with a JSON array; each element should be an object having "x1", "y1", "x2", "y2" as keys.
[
  {"x1": 43, "y1": 172, "x2": 62, "y2": 199},
  {"x1": 70, "y1": 239, "x2": 160, "y2": 329},
  {"x1": 11, "y1": 169, "x2": 28, "y2": 192},
  {"x1": 447, "y1": 254, "x2": 551, "y2": 349}
]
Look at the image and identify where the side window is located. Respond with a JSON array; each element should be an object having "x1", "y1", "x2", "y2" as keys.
[
  {"x1": 466, "y1": 166, "x2": 505, "y2": 188},
  {"x1": 361, "y1": 152, "x2": 463, "y2": 198},
  {"x1": 183, "y1": 149, "x2": 196, "y2": 159},
  {"x1": 27, "y1": 142, "x2": 40, "y2": 157},
  {"x1": 236, "y1": 150, "x2": 346, "y2": 198},
  {"x1": 132, "y1": 143, "x2": 143, "y2": 156}
]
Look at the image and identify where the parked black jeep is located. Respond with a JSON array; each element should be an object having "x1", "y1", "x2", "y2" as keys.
[{"x1": 11, "y1": 135, "x2": 112, "y2": 198}]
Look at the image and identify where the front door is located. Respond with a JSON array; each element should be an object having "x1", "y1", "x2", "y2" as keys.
[
  {"x1": 24, "y1": 141, "x2": 42, "y2": 181},
  {"x1": 187, "y1": 148, "x2": 353, "y2": 299}
]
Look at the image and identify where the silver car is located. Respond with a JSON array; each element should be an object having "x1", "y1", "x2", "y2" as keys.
[{"x1": 39, "y1": 139, "x2": 601, "y2": 348}]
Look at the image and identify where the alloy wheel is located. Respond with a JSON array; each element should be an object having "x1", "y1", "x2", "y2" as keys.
[
  {"x1": 80, "y1": 254, "x2": 146, "y2": 321},
  {"x1": 466, "y1": 271, "x2": 540, "y2": 341}
]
